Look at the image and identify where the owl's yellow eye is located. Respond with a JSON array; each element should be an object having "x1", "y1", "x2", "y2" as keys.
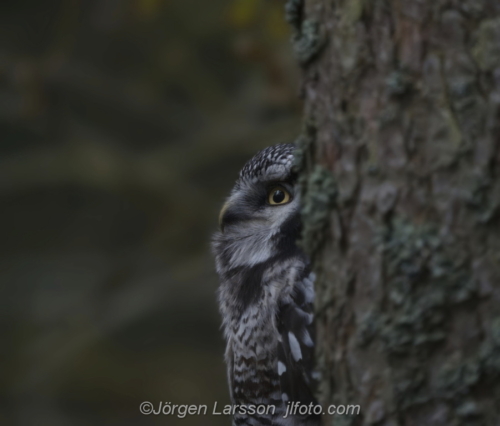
[{"x1": 268, "y1": 186, "x2": 291, "y2": 205}]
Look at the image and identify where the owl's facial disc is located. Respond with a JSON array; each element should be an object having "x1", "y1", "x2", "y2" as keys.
[{"x1": 212, "y1": 143, "x2": 299, "y2": 269}]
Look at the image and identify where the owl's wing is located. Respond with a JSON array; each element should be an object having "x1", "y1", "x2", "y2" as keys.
[{"x1": 276, "y1": 271, "x2": 316, "y2": 405}]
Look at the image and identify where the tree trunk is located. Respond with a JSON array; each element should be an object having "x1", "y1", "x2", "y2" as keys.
[{"x1": 291, "y1": 0, "x2": 500, "y2": 425}]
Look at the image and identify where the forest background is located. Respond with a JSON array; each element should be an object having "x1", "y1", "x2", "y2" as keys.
[{"x1": 0, "y1": 1, "x2": 300, "y2": 425}]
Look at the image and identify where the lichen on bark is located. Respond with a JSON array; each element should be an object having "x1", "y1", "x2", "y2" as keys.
[
  {"x1": 285, "y1": 0, "x2": 325, "y2": 65},
  {"x1": 293, "y1": 121, "x2": 337, "y2": 260},
  {"x1": 293, "y1": 0, "x2": 500, "y2": 424}
]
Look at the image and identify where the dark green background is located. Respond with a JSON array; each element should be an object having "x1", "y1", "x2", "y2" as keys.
[{"x1": 0, "y1": 1, "x2": 301, "y2": 424}]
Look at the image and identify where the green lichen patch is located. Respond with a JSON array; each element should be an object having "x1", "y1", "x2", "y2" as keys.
[
  {"x1": 292, "y1": 120, "x2": 316, "y2": 174},
  {"x1": 384, "y1": 315, "x2": 500, "y2": 426},
  {"x1": 385, "y1": 70, "x2": 414, "y2": 97},
  {"x1": 354, "y1": 218, "x2": 482, "y2": 411},
  {"x1": 479, "y1": 317, "x2": 500, "y2": 378},
  {"x1": 292, "y1": 19, "x2": 325, "y2": 65},
  {"x1": 285, "y1": 0, "x2": 324, "y2": 66},
  {"x1": 445, "y1": 73, "x2": 485, "y2": 147},
  {"x1": 376, "y1": 219, "x2": 476, "y2": 356},
  {"x1": 380, "y1": 296, "x2": 447, "y2": 355},
  {"x1": 299, "y1": 165, "x2": 337, "y2": 258},
  {"x1": 466, "y1": 175, "x2": 500, "y2": 224},
  {"x1": 433, "y1": 317, "x2": 500, "y2": 421},
  {"x1": 348, "y1": 210, "x2": 500, "y2": 419},
  {"x1": 382, "y1": 219, "x2": 440, "y2": 279},
  {"x1": 460, "y1": 1, "x2": 486, "y2": 18},
  {"x1": 456, "y1": 400, "x2": 481, "y2": 419},
  {"x1": 472, "y1": 17, "x2": 500, "y2": 72},
  {"x1": 436, "y1": 359, "x2": 482, "y2": 399},
  {"x1": 393, "y1": 368, "x2": 429, "y2": 410},
  {"x1": 284, "y1": 0, "x2": 303, "y2": 32},
  {"x1": 292, "y1": 121, "x2": 336, "y2": 259},
  {"x1": 356, "y1": 311, "x2": 381, "y2": 348}
]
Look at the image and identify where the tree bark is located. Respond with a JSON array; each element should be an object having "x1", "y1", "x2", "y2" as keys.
[{"x1": 292, "y1": 0, "x2": 500, "y2": 425}]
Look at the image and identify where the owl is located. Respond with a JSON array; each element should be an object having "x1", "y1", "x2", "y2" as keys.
[{"x1": 212, "y1": 144, "x2": 319, "y2": 426}]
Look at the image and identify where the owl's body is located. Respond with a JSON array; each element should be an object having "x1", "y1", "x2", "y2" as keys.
[{"x1": 212, "y1": 144, "x2": 319, "y2": 426}]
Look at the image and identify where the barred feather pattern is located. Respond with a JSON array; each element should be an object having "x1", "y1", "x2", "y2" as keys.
[
  {"x1": 212, "y1": 144, "x2": 320, "y2": 426},
  {"x1": 219, "y1": 264, "x2": 317, "y2": 426}
]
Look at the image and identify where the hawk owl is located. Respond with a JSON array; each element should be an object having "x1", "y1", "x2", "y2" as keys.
[{"x1": 212, "y1": 144, "x2": 319, "y2": 425}]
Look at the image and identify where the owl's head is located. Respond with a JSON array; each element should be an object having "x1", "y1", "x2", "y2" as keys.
[{"x1": 212, "y1": 144, "x2": 302, "y2": 272}]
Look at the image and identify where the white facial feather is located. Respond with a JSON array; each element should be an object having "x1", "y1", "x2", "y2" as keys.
[{"x1": 218, "y1": 185, "x2": 300, "y2": 269}]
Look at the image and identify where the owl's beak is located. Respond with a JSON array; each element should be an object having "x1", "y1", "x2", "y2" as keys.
[
  {"x1": 219, "y1": 200, "x2": 252, "y2": 233},
  {"x1": 218, "y1": 201, "x2": 231, "y2": 233}
]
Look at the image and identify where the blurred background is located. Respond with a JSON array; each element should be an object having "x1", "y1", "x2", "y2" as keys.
[{"x1": 0, "y1": 0, "x2": 301, "y2": 425}]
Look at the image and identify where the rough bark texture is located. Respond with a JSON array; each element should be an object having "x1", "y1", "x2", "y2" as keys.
[{"x1": 292, "y1": 0, "x2": 500, "y2": 425}]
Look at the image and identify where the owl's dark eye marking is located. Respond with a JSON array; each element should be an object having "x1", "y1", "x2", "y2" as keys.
[{"x1": 268, "y1": 186, "x2": 291, "y2": 205}]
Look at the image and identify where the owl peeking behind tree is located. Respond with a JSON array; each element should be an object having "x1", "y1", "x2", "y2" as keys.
[{"x1": 212, "y1": 144, "x2": 319, "y2": 426}]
